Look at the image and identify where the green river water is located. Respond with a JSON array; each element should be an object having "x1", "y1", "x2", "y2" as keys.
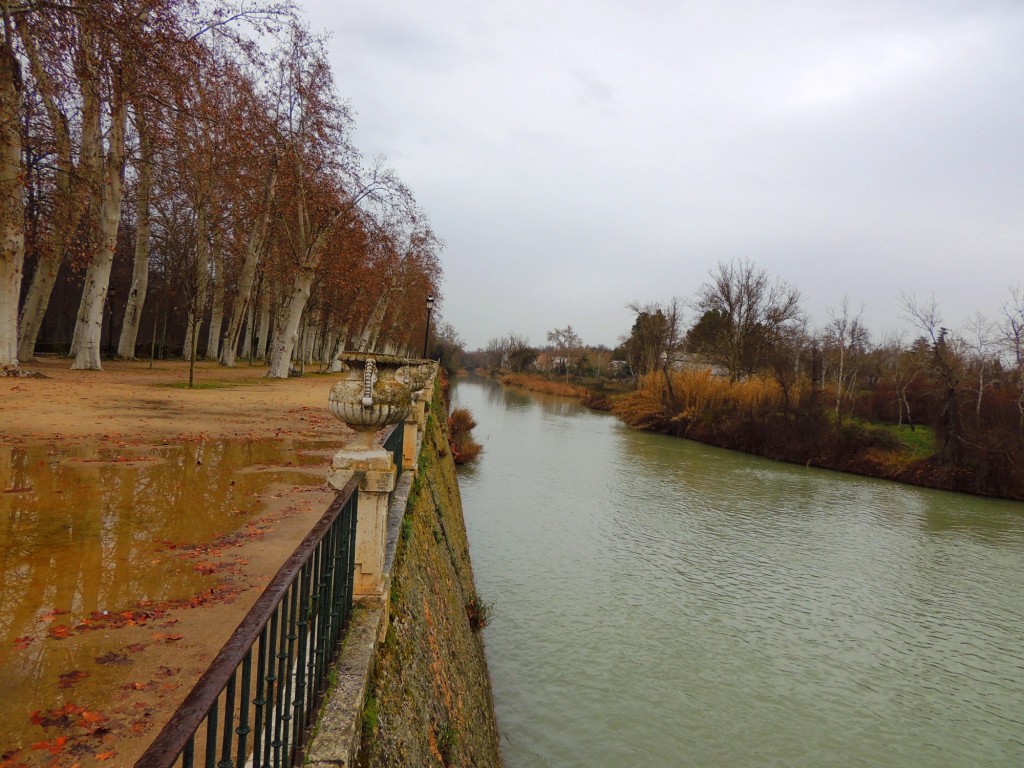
[{"x1": 452, "y1": 376, "x2": 1024, "y2": 767}]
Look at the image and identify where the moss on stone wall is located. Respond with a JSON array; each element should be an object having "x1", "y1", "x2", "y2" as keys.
[{"x1": 359, "y1": 385, "x2": 502, "y2": 767}]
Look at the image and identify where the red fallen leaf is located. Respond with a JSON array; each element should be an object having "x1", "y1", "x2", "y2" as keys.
[
  {"x1": 13, "y1": 635, "x2": 33, "y2": 649},
  {"x1": 48, "y1": 625, "x2": 71, "y2": 640},
  {"x1": 81, "y1": 710, "x2": 105, "y2": 724},
  {"x1": 58, "y1": 670, "x2": 88, "y2": 688},
  {"x1": 30, "y1": 703, "x2": 80, "y2": 728},
  {"x1": 126, "y1": 643, "x2": 147, "y2": 653},
  {"x1": 30, "y1": 736, "x2": 66, "y2": 754},
  {"x1": 95, "y1": 751, "x2": 116, "y2": 761},
  {"x1": 122, "y1": 681, "x2": 153, "y2": 691}
]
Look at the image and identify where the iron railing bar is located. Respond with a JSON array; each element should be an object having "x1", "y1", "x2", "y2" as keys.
[
  {"x1": 292, "y1": 562, "x2": 312, "y2": 758},
  {"x1": 217, "y1": 672, "x2": 236, "y2": 768},
  {"x1": 261, "y1": 606, "x2": 280, "y2": 768},
  {"x1": 280, "y1": 581, "x2": 299, "y2": 763},
  {"x1": 205, "y1": 700, "x2": 219, "y2": 768},
  {"x1": 235, "y1": 649, "x2": 253, "y2": 768},
  {"x1": 134, "y1": 474, "x2": 361, "y2": 768}
]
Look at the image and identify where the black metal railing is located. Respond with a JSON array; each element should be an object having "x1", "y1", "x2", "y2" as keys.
[
  {"x1": 135, "y1": 474, "x2": 361, "y2": 768},
  {"x1": 381, "y1": 422, "x2": 404, "y2": 483}
]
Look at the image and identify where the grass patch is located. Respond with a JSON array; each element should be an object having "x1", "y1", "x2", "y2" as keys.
[{"x1": 876, "y1": 422, "x2": 936, "y2": 459}]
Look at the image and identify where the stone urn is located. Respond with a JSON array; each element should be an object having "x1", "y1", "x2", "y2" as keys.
[
  {"x1": 328, "y1": 352, "x2": 415, "y2": 450},
  {"x1": 396, "y1": 359, "x2": 438, "y2": 402}
]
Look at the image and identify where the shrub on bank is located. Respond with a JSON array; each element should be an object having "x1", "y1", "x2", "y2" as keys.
[{"x1": 448, "y1": 407, "x2": 483, "y2": 464}]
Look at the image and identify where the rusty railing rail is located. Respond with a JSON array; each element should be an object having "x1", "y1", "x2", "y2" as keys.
[{"x1": 135, "y1": 473, "x2": 361, "y2": 768}]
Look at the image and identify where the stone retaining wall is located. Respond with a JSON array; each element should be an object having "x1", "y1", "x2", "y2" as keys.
[{"x1": 306, "y1": 381, "x2": 502, "y2": 767}]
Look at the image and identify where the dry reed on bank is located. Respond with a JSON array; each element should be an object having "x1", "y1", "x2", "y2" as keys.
[
  {"x1": 498, "y1": 373, "x2": 589, "y2": 398},
  {"x1": 613, "y1": 369, "x2": 786, "y2": 428}
]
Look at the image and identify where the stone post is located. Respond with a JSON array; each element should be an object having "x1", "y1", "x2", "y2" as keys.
[
  {"x1": 396, "y1": 361, "x2": 437, "y2": 474},
  {"x1": 326, "y1": 353, "x2": 413, "y2": 598},
  {"x1": 402, "y1": 410, "x2": 419, "y2": 472},
  {"x1": 329, "y1": 447, "x2": 397, "y2": 596}
]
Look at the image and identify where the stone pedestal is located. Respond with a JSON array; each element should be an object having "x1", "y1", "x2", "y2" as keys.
[
  {"x1": 329, "y1": 448, "x2": 397, "y2": 597},
  {"x1": 326, "y1": 353, "x2": 415, "y2": 598}
]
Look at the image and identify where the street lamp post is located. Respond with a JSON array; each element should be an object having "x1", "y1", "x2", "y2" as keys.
[{"x1": 422, "y1": 295, "x2": 435, "y2": 358}]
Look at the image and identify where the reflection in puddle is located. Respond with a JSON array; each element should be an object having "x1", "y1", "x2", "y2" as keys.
[{"x1": 0, "y1": 438, "x2": 330, "y2": 764}]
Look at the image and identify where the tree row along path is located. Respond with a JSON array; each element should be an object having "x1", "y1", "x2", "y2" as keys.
[{"x1": 0, "y1": 359, "x2": 353, "y2": 767}]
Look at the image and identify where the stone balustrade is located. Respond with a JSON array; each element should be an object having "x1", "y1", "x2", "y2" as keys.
[{"x1": 308, "y1": 352, "x2": 438, "y2": 767}]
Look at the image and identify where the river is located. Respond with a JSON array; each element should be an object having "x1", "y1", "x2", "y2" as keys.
[{"x1": 452, "y1": 375, "x2": 1024, "y2": 767}]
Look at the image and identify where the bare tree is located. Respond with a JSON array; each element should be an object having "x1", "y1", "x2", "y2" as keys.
[
  {"x1": 1001, "y1": 286, "x2": 1024, "y2": 429},
  {"x1": 694, "y1": 258, "x2": 802, "y2": 381},
  {"x1": 824, "y1": 296, "x2": 869, "y2": 423},
  {"x1": 546, "y1": 325, "x2": 583, "y2": 382},
  {"x1": 961, "y1": 312, "x2": 998, "y2": 427},
  {"x1": 900, "y1": 293, "x2": 963, "y2": 463}
]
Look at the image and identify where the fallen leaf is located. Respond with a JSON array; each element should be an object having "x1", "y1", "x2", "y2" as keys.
[
  {"x1": 95, "y1": 751, "x2": 116, "y2": 761},
  {"x1": 58, "y1": 670, "x2": 88, "y2": 688}
]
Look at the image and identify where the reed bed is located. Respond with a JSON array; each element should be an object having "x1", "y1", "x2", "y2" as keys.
[{"x1": 498, "y1": 373, "x2": 590, "y2": 399}]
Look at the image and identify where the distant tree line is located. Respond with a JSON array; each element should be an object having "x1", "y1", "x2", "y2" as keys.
[
  {"x1": 464, "y1": 326, "x2": 618, "y2": 381},
  {"x1": 615, "y1": 258, "x2": 1024, "y2": 498},
  {"x1": 2, "y1": 1, "x2": 444, "y2": 377}
]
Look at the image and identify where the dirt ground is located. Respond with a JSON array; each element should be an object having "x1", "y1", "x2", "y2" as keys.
[
  {"x1": 0, "y1": 356, "x2": 358, "y2": 767},
  {"x1": 0, "y1": 356, "x2": 354, "y2": 445}
]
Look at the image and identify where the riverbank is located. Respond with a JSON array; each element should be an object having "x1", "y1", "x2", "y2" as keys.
[
  {"x1": 612, "y1": 371, "x2": 1024, "y2": 502},
  {"x1": 489, "y1": 367, "x2": 1024, "y2": 502},
  {"x1": 357, "y1": 382, "x2": 502, "y2": 767}
]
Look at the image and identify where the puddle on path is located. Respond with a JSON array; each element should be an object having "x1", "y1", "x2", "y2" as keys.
[{"x1": 0, "y1": 438, "x2": 337, "y2": 766}]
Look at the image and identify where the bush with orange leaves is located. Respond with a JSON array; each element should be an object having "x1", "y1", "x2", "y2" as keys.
[{"x1": 448, "y1": 407, "x2": 483, "y2": 464}]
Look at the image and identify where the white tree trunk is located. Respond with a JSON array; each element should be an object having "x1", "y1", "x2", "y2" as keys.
[
  {"x1": 71, "y1": 88, "x2": 126, "y2": 371},
  {"x1": 16, "y1": 24, "x2": 91, "y2": 363},
  {"x1": 220, "y1": 166, "x2": 275, "y2": 367},
  {"x1": 257, "y1": 288, "x2": 271, "y2": 361},
  {"x1": 18, "y1": 247, "x2": 60, "y2": 361},
  {"x1": 303, "y1": 307, "x2": 319, "y2": 364},
  {"x1": 267, "y1": 268, "x2": 315, "y2": 378},
  {"x1": 356, "y1": 294, "x2": 390, "y2": 352},
  {"x1": 0, "y1": 252, "x2": 20, "y2": 368},
  {"x1": 326, "y1": 325, "x2": 348, "y2": 372},
  {"x1": 241, "y1": 297, "x2": 255, "y2": 362},
  {"x1": 117, "y1": 129, "x2": 152, "y2": 359},
  {"x1": 205, "y1": 243, "x2": 225, "y2": 359},
  {"x1": 0, "y1": 32, "x2": 23, "y2": 368}
]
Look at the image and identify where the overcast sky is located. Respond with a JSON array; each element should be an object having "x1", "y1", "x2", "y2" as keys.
[{"x1": 298, "y1": 0, "x2": 1023, "y2": 350}]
